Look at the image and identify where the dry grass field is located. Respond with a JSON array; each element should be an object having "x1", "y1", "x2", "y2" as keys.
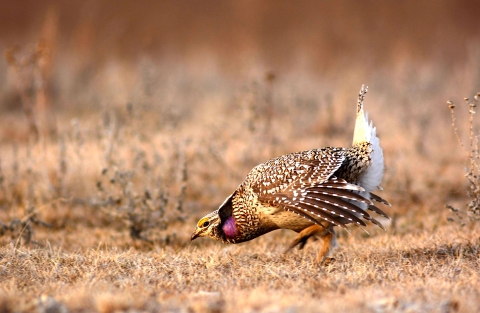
[{"x1": 1, "y1": 1, "x2": 480, "y2": 312}]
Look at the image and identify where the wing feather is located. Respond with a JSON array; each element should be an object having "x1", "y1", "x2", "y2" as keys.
[
  {"x1": 300, "y1": 198, "x2": 367, "y2": 227},
  {"x1": 283, "y1": 206, "x2": 328, "y2": 228},
  {"x1": 304, "y1": 193, "x2": 371, "y2": 219},
  {"x1": 370, "y1": 192, "x2": 391, "y2": 206},
  {"x1": 367, "y1": 204, "x2": 390, "y2": 219},
  {"x1": 292, "y1": 202, "x2": 351, "y2": 232}
]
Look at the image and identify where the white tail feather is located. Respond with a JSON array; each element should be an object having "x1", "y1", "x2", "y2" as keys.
[
  {"x1": 352, "y1": 85, "x2": 385, "y2": 192},
  {"x1": 352, "y1": 85, "x2": 371, "y2": 145}
]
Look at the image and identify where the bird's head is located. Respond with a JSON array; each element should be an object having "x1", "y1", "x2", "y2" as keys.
[
  {"x1": 190, "y1": 212, "x2": 222, "y2": 241},
  {"x1": 191, "y1": 192, "x2": 236, "y2": 242}
]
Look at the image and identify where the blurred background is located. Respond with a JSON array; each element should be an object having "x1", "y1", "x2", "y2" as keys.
[
  {"x1": 2, "y1": 1, "x2": 480, "y2": 69},
  {"x1": 0, "y1": 0, "x2": 479, "y2": 246},
  {"x1": 2, "y1": 0, "x2": 480, "y2": 117},
  {"x1": 2, "y1": 0, "x2": 480, "y2": 71}
]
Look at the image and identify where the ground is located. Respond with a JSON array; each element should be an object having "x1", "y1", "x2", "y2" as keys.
[{"x1": 1, "y1": 219, "x2": 479, "y2": 312}]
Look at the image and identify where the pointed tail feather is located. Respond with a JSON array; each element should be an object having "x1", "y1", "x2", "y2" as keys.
[{"x1": 352, "y1": 85, "x2": 371, "y2": 146}]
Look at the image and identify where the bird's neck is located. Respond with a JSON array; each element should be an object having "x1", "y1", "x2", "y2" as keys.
[{"x1": 222, "y1": 216, "x2": 238, "y2": 238}]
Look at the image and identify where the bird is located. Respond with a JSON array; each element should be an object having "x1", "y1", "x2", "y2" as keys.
[{"x1": 191, "y1": 85, "x2": 390, "y2": 263}]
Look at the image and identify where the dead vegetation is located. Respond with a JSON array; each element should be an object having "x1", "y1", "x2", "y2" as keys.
[{"x1": 447, "y1": 95, "x2": 480, "y2": 224}]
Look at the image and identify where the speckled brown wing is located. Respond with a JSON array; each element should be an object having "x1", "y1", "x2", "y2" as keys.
[
  {"x1": 247, "y1": 148, "x2": 347, "y2": 196},
  {"x1": 251, "y1": 148, "x2": 383, "y2": 231}
]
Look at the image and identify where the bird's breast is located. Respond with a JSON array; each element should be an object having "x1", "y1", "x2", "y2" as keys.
[{"x1": 262, "y1": 209, "x2": 314, "y2": 232}]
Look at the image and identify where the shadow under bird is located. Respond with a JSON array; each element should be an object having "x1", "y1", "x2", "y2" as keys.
[{"x1": 191, "y1": 85, "x2": 391, "y2": 263}]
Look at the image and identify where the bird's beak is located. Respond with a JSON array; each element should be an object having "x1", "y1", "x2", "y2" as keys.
[{"x1": 191, "y1": 229, "x2": 201, "y2": 241}]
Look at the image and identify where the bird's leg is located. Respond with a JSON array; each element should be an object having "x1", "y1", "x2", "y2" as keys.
[
  {"x1": 316, "y1": 226, "x2": 336, "y2": 265},
  {"x1": 284, "y1": 224, "x2": 327, "y2": 253}
]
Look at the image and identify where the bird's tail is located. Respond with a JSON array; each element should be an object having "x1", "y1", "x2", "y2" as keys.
[
  {"x1": 352, "y1": 85, "x2": 371, "y2": 146},
  {"x1": 352, "y1": 85, "x2": 385, "y2": 193}
]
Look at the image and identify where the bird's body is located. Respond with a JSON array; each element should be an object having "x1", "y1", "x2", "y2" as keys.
[{"x1": 192, "y1": 85, "x2": 390, "y2": 262}]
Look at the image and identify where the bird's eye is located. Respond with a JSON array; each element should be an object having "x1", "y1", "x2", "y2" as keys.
[{"x1": 202, "y1": 221, "x2": 210, "y2": 227}]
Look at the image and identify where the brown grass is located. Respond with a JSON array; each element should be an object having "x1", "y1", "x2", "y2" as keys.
[{"x1": 1, "y1": 1, "x2": 480, "y2": 312}]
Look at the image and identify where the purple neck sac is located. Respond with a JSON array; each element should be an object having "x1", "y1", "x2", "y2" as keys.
[{"x1": 222, "y1": 216, "x2": 237, "y2": 238}]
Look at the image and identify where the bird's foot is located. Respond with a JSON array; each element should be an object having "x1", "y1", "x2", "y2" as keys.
[
  {"x1": 284, "y1": 224, "x2": 325, "y2": 253},
  {"x1": 319, "y1": 257, "x2": 336, "y2": 266},
  {"x1": 284, "y1": 236, "x2": 310, "y2": 254}
]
